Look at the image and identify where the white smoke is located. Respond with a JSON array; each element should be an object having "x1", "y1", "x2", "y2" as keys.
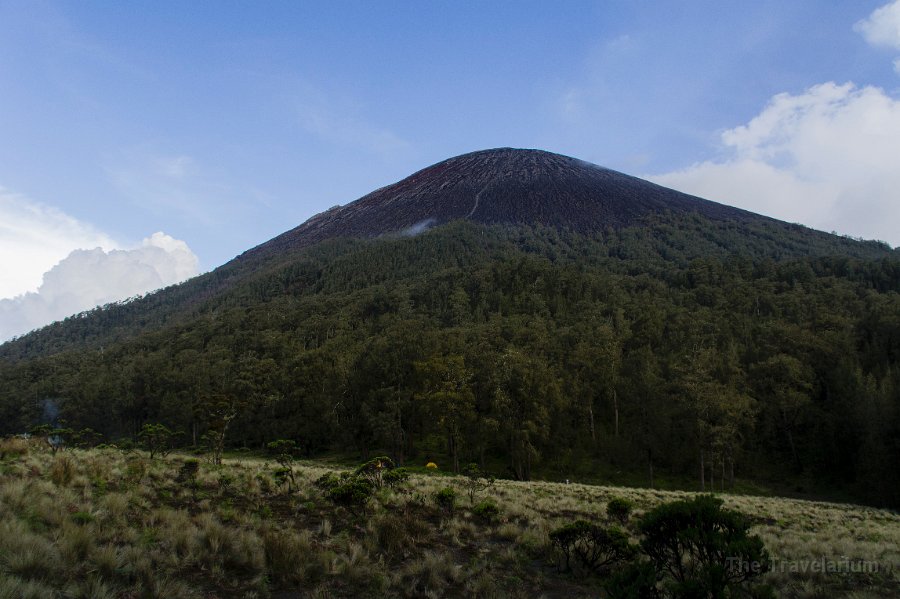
[
  {"x1": 0, "y1": 232, "x2": 199, "y2": 341},
  {"x1": 399, "y1": 219, "x2": 436, "y2": 237}
]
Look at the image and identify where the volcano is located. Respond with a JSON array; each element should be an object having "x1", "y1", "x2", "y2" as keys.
[
  {"x1": 1, "y1": 146, "x2": 892, "y2": 362},
  {"x1": 245, "y1": 148, "x2": 766, "y2": 258}
]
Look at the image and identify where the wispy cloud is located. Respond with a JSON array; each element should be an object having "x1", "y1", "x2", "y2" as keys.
[
  {"x1": 104, "y1": 149, "x2": 230, "y2": 225},
  {"x1": 0, "y1": 232, "x2": 199, "y2": 342},
  {"x1": 289, "y1": 82, "x2": 412, "y2": 158},
  {"x1": 649, "y1": 82, "x2": 900, "y2": 247}
]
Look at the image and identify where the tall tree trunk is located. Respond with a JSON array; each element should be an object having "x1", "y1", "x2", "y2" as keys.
[
  {"x1": 721, "y1": 458, "x2": 726, "y2": 492},
  {"x1": 700, "y1": 449, "x2": 706, "y2": 491},
  {"x1": 786, "y1": 428, "x2": 802, "y2": 472},
  {"x1": 613, "y1": 390, "x2": 619, "y2": 437},
  {"x1": 588, "y1": 400, "x2": 596, "y2": 443},
  {"x1": 648, "y1": 448, "x2": 654, "y2": 489}
]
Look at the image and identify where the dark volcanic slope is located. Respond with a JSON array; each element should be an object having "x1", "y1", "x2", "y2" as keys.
[{"x1": 246, "y1": 148, "x2": 767, "y2": 258}]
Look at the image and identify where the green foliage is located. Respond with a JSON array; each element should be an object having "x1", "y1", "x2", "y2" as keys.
[
  {"x1": 72, "y1": 428, "x2": 103, "y2": 449},
  {"x1": 176, "y1": 458, "x2": 200, "y2": 486},
  {"x1": 462, "y1": 463, "x2": 495, "y2": 505},
  {"x1": 137, "y1": 423, "x2": 180, "y2": 459},
  {"x1": 382, "y1": 467, "x2": 410, "y2": 489},
  {"x1": 607, "y1": 497, "x2": 634, "y2": 525},
  {"x1": 217, "y1": 473, "x2": 235, "y2": 493},
  {"x1": 1, "y1": 220, "x2": 899, "y2": 507},
  {"x1": 604, "y1": 560, "x2": 660, "y2": 599},
  {"x1": 30, "y1": 424, "x2": 74, "y2": 454},
  {"x1": 471, "y1": 499, "x2": 500, "y2": 523},
  {"x1": 354, "y1": 456, "x2": 396, "y2": 489},
  {"x1": 267, "y1": 439, "x2": 298, "y2": 492},
  {"x1": 325, "y1": 477, "x2": 374, "y2": 514},
  {"x1": 638, "y1": 495, "x2": 770, "y2": 598},
  {"x1": 548, "y1": 520, "x2": 636, "y2": 575},
  {"x1": 433, "y1": 486, "x2": 457, "y2": 515}
]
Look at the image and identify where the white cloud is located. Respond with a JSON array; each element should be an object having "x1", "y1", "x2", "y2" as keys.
[
  {"x1": 855, "y1": 1, "x2": 900, "y2": 50},
  {"x1": 649, "y1": 82, "x2": 900, "y2": 247},
  {"x1": 0, "y1": 187, "x2": 116, "y2": 298},
  {"x1": 0, "y1": 231, "x2": 199, "y2": 341}
]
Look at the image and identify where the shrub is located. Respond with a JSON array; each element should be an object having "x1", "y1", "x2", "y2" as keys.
[
  {"x1": 138, "y1": 423, "x2": 181, "y2": 458},
  {"x1": 472, "y1": 499, "x2": 500, "y2": 523},
  {"x1": 548, "y1": 520, "x2": 636, "y2": 575},
  {"x1": 434, "y1": 487, "x2": 457, "y2": 515},
  {"x1": 272, "y1": 467, "x2": 294, "y2": 493},
  {"x1": 462, "y1": 463, "x2": 495, "y2": 504},
  {"x1": 604, "y1": 560, "x2": 659, "y2": 599},
  {"x1": 266, "y1": 439, "x2": 299, "y2": 489},
  {"x1": 314, "y1": 471, "x2": 343, "y2": 491},
  {"x1": 607, "y1": 497, "x2": 634, "y2": 525},
  {"x1": 354, "y1": 456, "x2": 396, "y2": 488},
  {"x1": 176, "y1": 459, "x2": 200, "y2": 486},
  {"x1": 383, "y1": 467, "x2": 410, "y2": 489},
  {"x1": 638, "y1": 495, "x2": 770, "y2": 598},
  {"x1": 326, "y1": 477, "x2": 374, "y2": 515}
]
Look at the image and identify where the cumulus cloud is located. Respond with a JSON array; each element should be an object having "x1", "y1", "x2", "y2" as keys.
[
  {"x1": 649, "y1": 82, "x2": 900, "y2": 247},
  {"x1": 0, "y1": 231, "x2": 199, "y2": 341},
  {"x1": 855, "y1": 0, "x2": 900, "y2": 50},
  {"x1": 0, "y1": 187, "x2": 117, "y2": 298}
]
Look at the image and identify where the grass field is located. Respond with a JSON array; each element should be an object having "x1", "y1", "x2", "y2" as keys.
[{"x1": 0, "y1": 439, "x2": 897, "y2": 598}]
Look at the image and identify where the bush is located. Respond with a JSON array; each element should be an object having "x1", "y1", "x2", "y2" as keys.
[
  {"x1": 326, "y1": 477, "x2": 374, "y2": 515},
  {"x1": 176, "y1": 459, "x2": 200, "y2": 485},
  {"x1": 272, "y1": 467, "x2": 293, "y2": 492},
  {"x1": 462, "y1": 463, "x2": 495, "y2": 504},
  {"x1": 604, "y1": 560, "x2": 659, "y2": 599},
  {"x1": 383, "y1": 467, "x2": 410, "y2": 489},
  {"x1": 138, "y1": 423, "x2": 181, "y2": 458},
  {"x1": 434, "y1": 487, "x2": 457, "y2": 515},
  {"x1": 607, "y1": 497, "x2": 634, "y2": 525},
  {"x1": 472, "y1": 499, "x2": 500, "y2": 523},
  {"x1": 354, "y1": 456, "x2": 396, "y2": 488},
  {"x1": 314, "y1": 472, "x2": 344, "y2": 491},
  {"x1": 548, "y1": 520, "x2": 636, "y2": 575},
  {"x1": 639, "y1": 495, "x2": 770, "y2": 598}
]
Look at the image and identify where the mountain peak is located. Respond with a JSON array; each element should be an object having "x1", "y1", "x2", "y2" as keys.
[{"x1": 248, "y1": 148, "x2": 762, "y2": 257}]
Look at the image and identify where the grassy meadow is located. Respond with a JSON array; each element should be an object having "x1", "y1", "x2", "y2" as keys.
[{"x1": 0, "y1": 438, "x2": 897, "y2": 598}]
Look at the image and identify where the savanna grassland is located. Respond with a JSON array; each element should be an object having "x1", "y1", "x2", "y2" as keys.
[{"x1": 1, "y1": 438, "x2": 897, "y2": 598}]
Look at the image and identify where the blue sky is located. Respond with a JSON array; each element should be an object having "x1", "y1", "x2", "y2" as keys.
[{"x1": 2, "y1": 0, "x2": 900, "y2": 338}]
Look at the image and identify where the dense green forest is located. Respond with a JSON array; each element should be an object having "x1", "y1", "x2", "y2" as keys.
[{"x1": 1, "y1": 214, "x2": 898, "y2": 507}]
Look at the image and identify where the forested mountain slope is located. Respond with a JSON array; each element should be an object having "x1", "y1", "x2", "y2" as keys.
[{"x1": 1, "y1": 149, "x2": 898, "y2": 507}]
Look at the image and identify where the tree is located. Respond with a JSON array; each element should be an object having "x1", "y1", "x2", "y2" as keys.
[
  {"x1": 751, "y1": 354, "x2": 813, "y2": 472},
  {"x1": 639, "y1": 495, "x2": 770, "y2": 597},
  {"x1": 138, "y1": 423, "x2": 181, "y2": 459},
  {"x1": 195, "y1": 393, "x2": 241, "y2": 465},
  {"x1": 415, "y1": 355, "x2": 475, "y2": 473},
  {"x1": 492, "y1": 349, "x2": 559, "y2": 481}
]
